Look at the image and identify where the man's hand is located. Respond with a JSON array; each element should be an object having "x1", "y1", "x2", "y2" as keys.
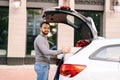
[{"x1": 62, "y1": 47, "x2": 71, "y2": 54}]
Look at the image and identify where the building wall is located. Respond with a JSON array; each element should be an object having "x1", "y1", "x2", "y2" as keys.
[
  {"x1": 57, "y1": 0, "x2": 74, "y2": 49},
  {"x1": 0, "y1": 0, "x2": 120, "y2": 65},
  {"x1": 103, "y1": 0, "x2": 120, "y2": 38},
  {"x1": 7, "y1": 0, "x2": 27, "y2": 64}
]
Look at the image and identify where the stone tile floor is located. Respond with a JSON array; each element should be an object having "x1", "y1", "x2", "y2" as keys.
[{"x1": 0, "y1": 64, "x2": 56, "y2": 80}]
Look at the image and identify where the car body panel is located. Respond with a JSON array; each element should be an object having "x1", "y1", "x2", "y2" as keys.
[{"x1": 59, "y1": 39, "x2": 120, "y2": 80}]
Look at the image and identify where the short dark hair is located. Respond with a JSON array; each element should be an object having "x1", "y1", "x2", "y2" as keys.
[{"x1": 40, "y1": 21, "x2": 50, "y2": 28}]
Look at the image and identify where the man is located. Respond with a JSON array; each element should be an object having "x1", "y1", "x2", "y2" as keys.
[{"x1": 34, "y1": 21, "x2": 71, "y2": 80}]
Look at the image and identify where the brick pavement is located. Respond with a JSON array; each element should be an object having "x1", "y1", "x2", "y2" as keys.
[{"x1": 0, "y1": 65, "x2": 56, "y2": 80}]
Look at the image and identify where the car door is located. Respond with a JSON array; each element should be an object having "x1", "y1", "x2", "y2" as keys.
[{"x1": 42, "y1": 6, "x2": 98, "y2": 41}]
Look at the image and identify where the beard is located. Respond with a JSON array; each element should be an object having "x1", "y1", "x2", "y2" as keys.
[{"x1": 41, "y1": 31, "x2": 49, "y2": 35}]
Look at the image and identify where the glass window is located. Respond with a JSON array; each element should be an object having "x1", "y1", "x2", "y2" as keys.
[
  {"x1": 0, "y1": 7, "x2": 8, "y2": 56},
  {"x1": 74, "y1": 11, "x2": 103, "y2": 46},
  {"x1": 71, "y1": 15, "x2": 93, "y2": 45},
  {"x1": 77, "y1": 11, "x2": 103, "y2": 36},
  {"x1": 90, "y1": 45, "x2": 120, "y2": 62},
  {"x1": 67, "y1": 14, "x2": 84, "y2": 29},
  {"x1": 26, "y1": 8, "x2": 57, "y2": 55},
  {"x1": 27, "y1": 9, "x2": 43, "y2": 55}
]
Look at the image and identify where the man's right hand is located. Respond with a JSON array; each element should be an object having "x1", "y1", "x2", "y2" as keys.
[{"x1": 62, "y1": 47, "x2": 71, "y2": 54}]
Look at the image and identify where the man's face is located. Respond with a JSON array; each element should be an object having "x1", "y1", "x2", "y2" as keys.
[{"x1": 40, "y1": 23, "x2": 50, "y2": 35}]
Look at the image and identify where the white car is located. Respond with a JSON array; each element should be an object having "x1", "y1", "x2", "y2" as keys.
[
  {"x1": 43, "y1": 6, "x2": 120, "y2": 80},
  {"x1": 59, "y1": 39, "x2": 120, "y2": 80}
]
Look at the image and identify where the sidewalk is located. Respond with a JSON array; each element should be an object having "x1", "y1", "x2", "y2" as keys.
[{"x1": 0, "y1": 64, "x2": 56, "y2": 80}]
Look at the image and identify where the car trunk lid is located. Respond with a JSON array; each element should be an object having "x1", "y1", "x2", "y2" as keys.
[{"x1": 42, "y1": 6, "x2": 98, "y2": 40}]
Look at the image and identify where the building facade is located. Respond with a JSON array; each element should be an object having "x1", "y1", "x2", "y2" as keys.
[{"x1": 0, "y1": 0, "x2": 120, "y2": 65}]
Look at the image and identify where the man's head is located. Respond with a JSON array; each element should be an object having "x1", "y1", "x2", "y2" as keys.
[{"x1": 40, "y1": 21, "x2": 50, "y2": 35}]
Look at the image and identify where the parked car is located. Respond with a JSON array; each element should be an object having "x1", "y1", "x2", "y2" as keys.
[
  {"x1": 43, "y1": 6, "x2": 120, "y2": 80},
  {"x1": 59, "y1": 39, "x2": 120, "y2": 80}
]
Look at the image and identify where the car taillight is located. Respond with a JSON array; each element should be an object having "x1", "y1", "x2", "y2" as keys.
[{"x1": 60, "y1": 64, "x2": 86, "y2": 78}]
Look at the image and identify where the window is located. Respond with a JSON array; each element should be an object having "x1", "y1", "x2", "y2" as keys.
[
  {"x1": 74, "y1": 11, "x2": 103, "y2": 46},
  {"x1": 90, "y1": 45, "x2": 120, "y2": 62},
  {"x1": 0, "y1": 7, "x2": 8, "y2": 56},
  {"x1": 77, "y1": 11, "x2": 103, "y2": 36},
  {"x1": 27, "y1": 9, "x2": 42, "y2": 55},
  {"x1": 26, "y1": 8, "x2": 57, "y2": 55}
]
